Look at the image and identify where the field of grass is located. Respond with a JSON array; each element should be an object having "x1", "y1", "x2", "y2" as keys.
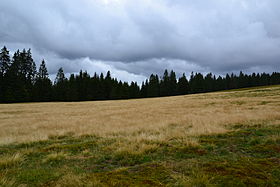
[{"x1": 0, "y1": 85, "x2": 280, "y2": 186}]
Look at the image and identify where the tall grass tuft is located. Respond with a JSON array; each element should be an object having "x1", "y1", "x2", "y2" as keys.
[
  {"x1": 43, "y1": 152, "x2": 67, "y2": 163},
  {"x1": 0, "y1": 153, "x2": 24, "y2": 169}
]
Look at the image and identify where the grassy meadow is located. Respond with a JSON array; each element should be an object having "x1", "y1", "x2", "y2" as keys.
[{"x1": 0, "y1": 85, "x2": 280, "y2": 186}]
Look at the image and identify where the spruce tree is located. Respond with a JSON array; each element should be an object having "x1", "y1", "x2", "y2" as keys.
[
  {"x1": 9, "y1": 50, "x2": 21, "y2": 75},
  {"x1": 105, "y1": 71, "x2": 113, "y2": 99},
  {"x1": 177, "y1": 73, "x2": 189, "y2": 95},
  {"x1": 26, "y1": 49, "x2": 37, "y2": 83},
  {"x1": 33, "y1": 60, "x2": 52, "y2": 101},
  {"x1": 38, "y1": 59, "x2": 48, "y2": 79},
  {"x1": 54, "y1": 67, "x2": 67, "y2": 101},
  {"x1": 140, "y1": 81, "x2": 148, "y2": 98},
  {"x1": 169, "y1": 70, "x2": 177, "y2": 95},
  {"x1": 147, "y1": 74, "x2": 160, "y2": 97},
  {"x1": 0, "y1": 46, "x2": 11, "y2": 75},
  {"x1": 0, "y1": 46, "x2": 11, "y2": 102},
  {"x1": 4, "y1": 50, "x2": 29, "y2": 102},
  {"x1": 67, "y1": 74, "x2": 78, "y2": 101},
  {"x1": 190, "y1": 73, "x2": 204, "y2": 93},
  {"x1": 55, "y1": 67, "x2": 66, "y2": 85},
  {"x1": 204, "y1": 73, "x2": 214, "y2": 92},
  {"x1": 160, "y1": 69, "x2": 169, "y2": 96}
]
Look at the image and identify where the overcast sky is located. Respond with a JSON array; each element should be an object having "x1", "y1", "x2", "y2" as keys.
[{"x1": 1, "y1": 0, "x2": 280, "y2": 83}]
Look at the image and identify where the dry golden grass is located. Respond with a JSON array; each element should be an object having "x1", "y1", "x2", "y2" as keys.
[
  {"x1": 54, "y1": 173, "x2": 103, "y2": 187},
  {"x1": 43, "y1": 152, "x2": 68, "y2": 163},
  {"x1": 0, "y1": 153, "x2": 24, "y2": 169},
  {"x1": 0, "y1": 85, "x2": 280, "y2": 145},
  {"x1": 0, "y1": 176, "x2": 16, "y2": 187}
]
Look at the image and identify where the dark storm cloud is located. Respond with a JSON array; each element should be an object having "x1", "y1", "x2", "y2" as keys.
[{"x1": 0, "y1": 0, "x2": 280, "y2": 81}]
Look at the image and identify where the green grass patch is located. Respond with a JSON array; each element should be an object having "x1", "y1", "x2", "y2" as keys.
[{"x1": 1, "y1": 124, "x2": 280, "y2": 186}]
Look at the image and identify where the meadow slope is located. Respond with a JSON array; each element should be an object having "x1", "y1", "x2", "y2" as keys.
[{"x1": 0, "y1": 86, "x2": 280, "y2": 186}]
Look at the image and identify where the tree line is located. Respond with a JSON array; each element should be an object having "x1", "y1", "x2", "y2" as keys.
[{"x1": 0, "y1": 46, "x2": 280, "y2": 103}]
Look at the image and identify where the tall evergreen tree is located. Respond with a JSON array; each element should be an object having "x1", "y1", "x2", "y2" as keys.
[
  {"x1": 204, "y1": 73, "x2": 214, "y2": 92},
  {"x1": 0, "y1": 46, "x2": 11, "y2": 75},
  {"x1": 147, "y1": 74, "x2": 160, "y2": 97},
  {"x1": 9, "y1": 50, "x2": 21, "y2": 75},
  {"x1": 129, "y1": 81, "x2": 140, "y2": 98},
  {"x1": 26, "y1": 49, "x2": 37, "y2": 83},
  {"x1": 54, "y1": 67, "x2": 67, "y2": 101},
  {"x1": 104, "y1": 71, "x2": 113, "y2": 99},
  {"x1": 33, "y1": 60, "x2": 52, "y2": 101},
  {"x1": 13, "y1": 49, "x2": 37, "y2": 82},
  {"x1": 0, "y1": 46, "x2": 11, "y2": 102},
  {"x1": 189, "y1": 72, "x2": 205, "y2": 93},
  {"x1": 160, "y1": 69, "x2": 169, "y2": 96},
  {"x1": 238, "y1": 71, "x2": 245, "y2": 88},
  {"x1": 140, "y1": 81, "x2": 148, "y2": 98},
  {"x1": 67, "y1": 74, "x2": 79, "y2": 101},
  {"x1": 169, "y1": 70, "x2": 177, "y2": 95},
  {"x1": 4, "y1": 50, "x2": 30, "y2": 102},
  {"x1": 55, "y1": 67, "x2": 66, "y2": 85},
  {"x1": 37, "y1": 59, "x2": 48, "y2": 79},
  {"x1": 177, "y1": 73, "x2": 189, "y2": 95}
]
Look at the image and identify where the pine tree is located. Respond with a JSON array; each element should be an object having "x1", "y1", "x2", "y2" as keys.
[
  {"x1": 3, "y1": 50, "x2": 29, "y2": 102},
  {"x1": 0, "y1": 46, "x2": 11, "y2": 102},
  {"x1": 190, "y1": 73, "x2": 204, "y2": 93},
  {"x1": 147, "y1": 74, "x2": 160, "y2": 97},
  {"x1": 0, "y1": 46, "x2": 11, "y2": 75},
  {"x1": 90, "y1": 73, "x2": 100, "y2": 100},
  {"x1": 238, "y1": 71, "x2": 245, "y2": 88},
  {"x1": 215, "y1": 76, "x2": 224, "y2": 91},
  {"x1": 38, "y1": 59, "x2": 48, "y2": 79},
  {"x1": 105, "y1": 71, "x2": 113, "y2": 99},
  {"x1": 17, "y1": 49, "x2": 35, "y2": 79},
  {"x1": 225, "y1": 73, "x2": 231, "y2": 90},
  {"x1": 130, "y1": 81, "x2": 140, "y2": 98},
  {"x1": 160, "y1": 69, "x2": 169, "y2": 96},
  {"x1": 54, "y1": 67, "x2": 67, "y2": 101},
  {"x1": 67, "y1": 74, "x2": 79, "y2": 101},
  {"x1": 204, "y1": 73, "x2": 214, "y2": 92},
  {"x1": 77, "y1": 71, "x2": 91, "y2": 100},
  {"x1": 26, "y1": 49, "x2": 37, "y2": 83},
  {"x1": 33, "y1": 60, "x2": 52, "y2": 101},
  {"x1": 169, "y1": 70, "x2": 177, "y2": 95},
  {"x1": 177, "y1": 73, "x2": 189, "y2": 95},
  {"x1": 140, "y1": 81, "x2": 148, "y2": 98},
  {"x1": 9, "y1": 50, "x2": 21, "y2": 75},
  {"x1": 55, "y1": 67, "x2": 66, "y2": 85}
]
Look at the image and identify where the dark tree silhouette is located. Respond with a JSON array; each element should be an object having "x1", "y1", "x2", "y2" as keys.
[
  {"x1": 147, "y1": 74, "x2": 160, "y2": 97},
  {"x1": 160, "y1": 69, "x2": 169, "y2": 96},
  {"x1": 1, "y1": 46, "x2": 280, "y2": 103},
  {"x1": 0, "y1": 46, "x2": 11, "y2": 102},
  {"x1": 169, "y1": 70, "x2": 177, "y2": 96},
  {"x1": 0, "y1": 46, "x2": 11, "y2": 75},
  {"x1": 33, "y1": 60, "x2": 52, "y2": 101},
  {"x1": 177, "y1": 73, "x2": 189, "y2": 95},
  {"x1": 37, "y1": 60, "x2": 48, "y2": 79},
  {"x1": 55, "y1": 67, "x2": 66, "y2": 85},
  {"x1": 54, "y1": 67, "x2": 67, "y2": 101}
]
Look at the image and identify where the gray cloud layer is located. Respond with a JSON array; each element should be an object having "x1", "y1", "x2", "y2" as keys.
[{"x1": 1, "y1": 0, "x2": 280, "y2": 82}]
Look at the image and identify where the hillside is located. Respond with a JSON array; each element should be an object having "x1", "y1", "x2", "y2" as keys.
[{"x1": 1, "y1": 85, "x2": 280, "y2": 186}]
